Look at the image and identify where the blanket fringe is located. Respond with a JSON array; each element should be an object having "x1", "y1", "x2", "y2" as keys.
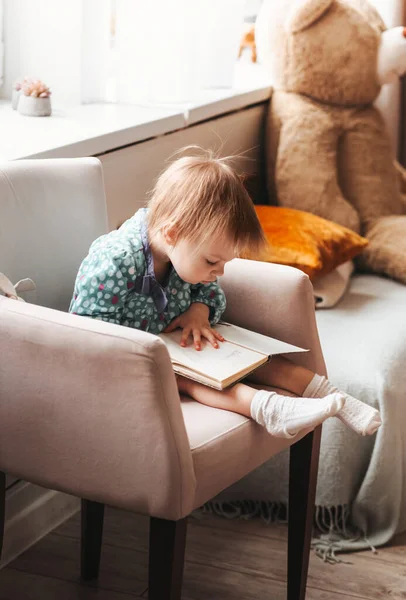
[{"x1": 200, "y1": 500, "x2": 377, "y2": 563}]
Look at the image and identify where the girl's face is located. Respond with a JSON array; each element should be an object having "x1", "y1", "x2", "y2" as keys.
[{"x1": 168, "y1": 233, "x2": 237, "y2": 285}]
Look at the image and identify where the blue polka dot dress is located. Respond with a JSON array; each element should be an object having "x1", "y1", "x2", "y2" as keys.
[{"x1": 69, "y1": 208, "x2": 226, "y2": 335}]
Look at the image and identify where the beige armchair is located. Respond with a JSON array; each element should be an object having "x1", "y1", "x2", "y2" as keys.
[{"x1": 0, "y1": 158, "x2": 327, "y2": 600}]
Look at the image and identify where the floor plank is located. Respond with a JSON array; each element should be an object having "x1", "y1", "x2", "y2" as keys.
[
  {"x1": 55, "y1": 508, "x2": 406, "y2": 600},
  {"x1": 7, "y1": 533, "x2": 148, "y2": 597},
  {"x1": 56, "y1": 509, "x2": 289, "y2": 545},
  {"x1": 56, "y1": 509, "x2": 289, "y2": 584},
  {"x1": 355, "y1": 530, "x2": 406, "y2": 566},
  {"x1": 146, "y1": 561, "x2": 364, "y2": 600},
  {"x1": 55, "y1": 509, "x2": 149, "y2": 553},
  {"x1": 0, "y1": 568, "x2": 140, "y2": 600},
  {"x1": 188, "y1": 520, "x2": 406, "y2": 600},
  {"x1": 2, "y1": 507, "x2": 406, "y2": 600}
]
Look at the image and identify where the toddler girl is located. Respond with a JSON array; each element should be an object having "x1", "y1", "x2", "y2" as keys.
[{"x1": 70, "y1": 149, "x2": 381, "y2": 439}]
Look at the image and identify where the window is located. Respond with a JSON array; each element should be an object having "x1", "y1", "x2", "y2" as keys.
[{"x1": 0, "y1": 0, "x2": 258, "y2": 107}]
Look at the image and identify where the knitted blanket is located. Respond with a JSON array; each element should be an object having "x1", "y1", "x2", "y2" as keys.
[{"x1": 205, "y1": 274, "x2": 406, "y2": 561}]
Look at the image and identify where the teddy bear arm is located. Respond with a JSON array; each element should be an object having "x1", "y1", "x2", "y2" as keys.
[
  {"x1": 359, "y1": 215, "x2": 406, "y2": 284},
  {"x1": 338, "y1": 110, "x2": 404, "y2": 226},
  {"x1": 275, "y1": 116, "x2": 361, "y2": 233}
]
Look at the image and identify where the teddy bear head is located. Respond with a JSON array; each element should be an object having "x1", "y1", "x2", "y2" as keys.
[{"x1": 255, "y1": 0, "x2": 391, "y2": 106}]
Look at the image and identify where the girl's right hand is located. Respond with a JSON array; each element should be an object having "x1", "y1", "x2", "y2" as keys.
[{"x1": 163, "y1": 302, "x2": 224, "y2": 350}]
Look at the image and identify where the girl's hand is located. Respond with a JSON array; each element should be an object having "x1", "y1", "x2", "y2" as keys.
[{"x1": 163, "y1": 303, "x2": 224, "y2": 350}]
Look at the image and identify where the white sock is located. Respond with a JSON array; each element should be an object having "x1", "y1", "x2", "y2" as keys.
[
  {"x1": 250, "y1": 390, "x2": 344, "y2": 439},
  {"x1": 303, "y1": 374, "x2": 382, "y2": 436}
]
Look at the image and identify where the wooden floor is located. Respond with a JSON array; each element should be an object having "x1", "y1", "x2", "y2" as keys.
[{"x1": 1, "y1": 507, "x2": 406, "y2": 599}]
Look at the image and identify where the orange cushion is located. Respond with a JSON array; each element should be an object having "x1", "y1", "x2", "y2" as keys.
[{"x1": 242, "y1": 206, "x2": 368, "y2": 281}]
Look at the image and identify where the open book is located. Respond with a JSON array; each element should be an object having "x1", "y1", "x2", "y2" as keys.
[{"x1": 159, "y1": 322, "x2": 308, "y2": 390}]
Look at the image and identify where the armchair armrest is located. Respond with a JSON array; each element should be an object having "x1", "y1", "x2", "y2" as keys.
[
  {"x1": 221, "y1": 260, "x2": 325, "y2": 585},
  {"x1": 0, "y1": 297, "x2": 195, "y2": 520},
  {"x1": 219, "y1": 259, "x2": 327, "y2": 380}
]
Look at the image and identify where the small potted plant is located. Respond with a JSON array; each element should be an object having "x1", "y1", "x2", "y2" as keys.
[
  {"x1": 17, "y1": 78, "x2": 52, "y2": 117},
  {"x1": 12, "y1": 76, "x2": 30, "y2": 110}
]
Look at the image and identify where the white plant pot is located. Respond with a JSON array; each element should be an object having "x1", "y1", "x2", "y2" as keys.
[
  {"x1": 12, "y1": 89, "x2": 21, "y2": 110},
  {"x1": 17, "y1": 95, "x2": 52, "y2": 117}
]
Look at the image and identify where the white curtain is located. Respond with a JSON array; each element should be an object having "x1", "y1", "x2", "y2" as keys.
[
  {"x1": 369, "y1": 0, "x2": 404, "y2": 158},
  {"x1": 368, "y1": 0, "x2": 403, "y2": 27},
  {"x1": 1, "y1": 0, "x2": 246, "y2": 106},
  {"x1": 0, "y1": 0, "x2": 4, "y2": 87},
  {"x1": 114, "y1": 0, "x2": 246, "y2": 105},
  {"x1": 1, "y1": 0, "x2": 111, "y2": 104}
]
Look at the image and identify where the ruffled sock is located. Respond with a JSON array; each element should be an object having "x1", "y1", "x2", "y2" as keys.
[
  {"x1": 250, "y1": 390, "x2": 344, "y2": 439},
  {"x1": 303, "y1": 374, "x2": 382, "y2": 436}
]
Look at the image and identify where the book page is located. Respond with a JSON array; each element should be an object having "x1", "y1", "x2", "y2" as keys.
[
  {"x1": 215, "y1": 323, "x2": 308, "y2": 356},
  {"x1": 159, "y1": 330, "x2": 266, "y2": 382}
]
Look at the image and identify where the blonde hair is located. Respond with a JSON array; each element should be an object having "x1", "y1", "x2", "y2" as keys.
[{"x1": 147, "y1": 147, "x2": 266, "y2": 255}]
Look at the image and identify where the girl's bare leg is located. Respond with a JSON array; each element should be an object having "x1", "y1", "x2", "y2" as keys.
[
  {"x1": 178, "y1": 354, "x2": 381, "y2": 437},
  {"x1": 255, "y1": 355, "x2": 315, "y2": 395},
  {"x1": 176, "y1": 355, "x2": 322, "y2": 416},
  {"x1": 177, "y1": 371, "x2": 344, "y2": 439},
  {"x1": 177, "y1": 355, "x2": 314, "y2": 414},
  {"x1": 177, "y1": 376, "x2": 255, "y2": 417}
]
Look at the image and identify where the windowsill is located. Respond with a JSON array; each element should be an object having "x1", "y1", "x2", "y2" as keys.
[{"x1": 0, "y1": 62, "x2": 271, "y2": 161}]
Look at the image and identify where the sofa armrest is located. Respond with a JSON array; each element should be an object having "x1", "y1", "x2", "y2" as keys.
[
  {"x1": 219, "y1": 259, "x2": 327, "y2": 380},
  {"x1": 0, "y1": 297, "x2": 195, "y2": 520}
]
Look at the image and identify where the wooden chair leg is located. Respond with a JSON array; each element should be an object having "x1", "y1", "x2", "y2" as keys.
[
  {"x1": 288, "y1": 426, "x2": 322, "y2": 600},
  {"x1": 0, "y1": 471, "x2": 5, "y2": 560},
  {"x1": 148, "y1": 516, "x2": 188, "y2": 600},
  {"x1": 81, "y1": 499, "x2": 105, "y2": 581}
]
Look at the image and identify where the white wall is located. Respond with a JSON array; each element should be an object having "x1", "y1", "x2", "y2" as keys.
[{"x1": 100, "y1": 105, "x2": 266, "y2": 230}]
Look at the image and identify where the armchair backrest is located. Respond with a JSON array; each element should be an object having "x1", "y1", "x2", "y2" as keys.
[{"x1": 0, "y1": 158, "x2": 108, "y2": 312}]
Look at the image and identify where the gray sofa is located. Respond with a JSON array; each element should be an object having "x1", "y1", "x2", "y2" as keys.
[{"x1": 208, "y1": 0, "x2": 406, "y2": 559}]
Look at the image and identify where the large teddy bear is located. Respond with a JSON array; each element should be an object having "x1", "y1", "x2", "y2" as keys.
[{"x1": 255, "y1": 0, "x2": 406, "y2": 283}]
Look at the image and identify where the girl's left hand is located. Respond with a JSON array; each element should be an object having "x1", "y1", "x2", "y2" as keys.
[{"x1": 163, "y1": 302, "x2": 224, "y2": 350}]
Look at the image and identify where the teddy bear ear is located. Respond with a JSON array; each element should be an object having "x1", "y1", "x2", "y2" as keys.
[
  {"x1": 14, "y1": 278, "x2": 36, "y2": 293},
  {"x1": 286, "y1": 0, "x2": 334, "y2": 33}
]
